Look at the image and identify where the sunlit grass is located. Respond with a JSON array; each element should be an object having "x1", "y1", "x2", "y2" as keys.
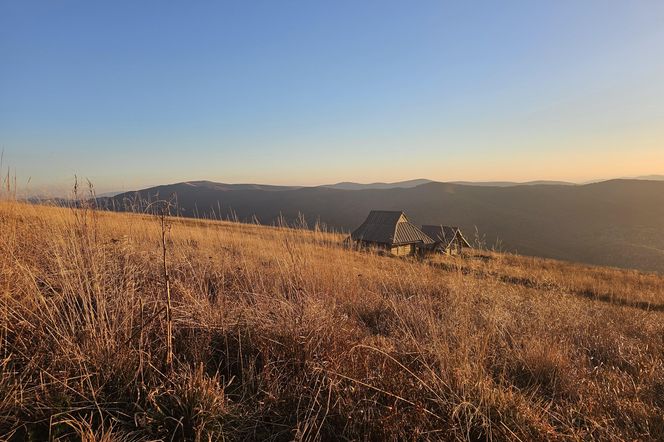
[{"x1": 1, "y1": 199, "x2": 663, "y2": 440}]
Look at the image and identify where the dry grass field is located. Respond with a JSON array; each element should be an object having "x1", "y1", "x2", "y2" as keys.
[{"x1": 1, "y1": 199, "x2": 663, "y2": 441}]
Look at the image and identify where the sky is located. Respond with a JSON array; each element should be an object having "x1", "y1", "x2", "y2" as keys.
[{"x1": 1, "y1": 1, "x2": 664, "y2": 194}]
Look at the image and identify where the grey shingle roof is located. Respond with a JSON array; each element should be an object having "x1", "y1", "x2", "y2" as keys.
[
  {"x1": 420, "y1": 225, "x2": 471, "y2": 248},
  {"x1": 351, "y1": 211, "x2": 434, "y2": 246}
]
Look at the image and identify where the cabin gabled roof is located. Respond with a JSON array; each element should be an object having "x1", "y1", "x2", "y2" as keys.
[
  {"x1": 420, "y1": 225, "x2": 472, "y2": 248},
  {"x1": 351, "y1": 210, "x2": 434, "y2": 246}
]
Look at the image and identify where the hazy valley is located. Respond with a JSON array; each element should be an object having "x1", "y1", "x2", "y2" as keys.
[{"x1": 101, "y1": 178, "x2": 664, "y2": 273}]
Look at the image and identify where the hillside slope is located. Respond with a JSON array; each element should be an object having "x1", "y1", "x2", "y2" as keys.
[
  {"x1": 105, "y1": 179, "x2": 664, "y2": 273},
  {"x1": 1, "y1": 201, "x2": 663, "y2": 440}
]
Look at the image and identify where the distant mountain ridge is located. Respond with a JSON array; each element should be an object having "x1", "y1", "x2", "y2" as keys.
[
  {"x1": 179, "y1": 180, "x2": 300, "y2": 191},
  {"x1": 101, "y1": 178, "x2": 664, "y2": 273},
  {"x1": 322, "y1": 178, "x2": 575, "y2": 190},
  {"x1": 99, "y1": 175, "x2": 663, "y2": 196},
  {"x1": 632, "y1": 174, "x2": 664, "y2": 181},
  {"x1": 323, "y1": 179, "x2": 433, "y2": 190},
  {"x1": 448, "y1": 180, "x2": 574, "y2": 187}
]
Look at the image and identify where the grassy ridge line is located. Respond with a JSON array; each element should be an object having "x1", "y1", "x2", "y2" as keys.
[{"x1": 1, "y1": 200, "x2": 663, "y2": 441}]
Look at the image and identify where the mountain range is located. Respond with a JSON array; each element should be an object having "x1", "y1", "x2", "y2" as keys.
[
  {"x1": 322, "y1": 179, "x2": 578, "y2": 189},
  {"x1": 99, "y1": 178, "x2": 664, "y2": 273}
]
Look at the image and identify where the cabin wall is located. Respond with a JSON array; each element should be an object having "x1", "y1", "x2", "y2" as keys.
[
  {"x1": 448, "y1": 238, "x2": 465, "y2": 255},
  {"x1": 432, "y1": 243, "x2": 455, "y2": 255},
  {"x1": 356, "y1": 240, "x2": 427, "y2": 257},
  {"x1": 357, "y1": 240, "x2": 390, "y2": 252},
  {"x1": 391, "y1": 244, "x2": 415, "y2": 256},
  {"x1": 454, "y1": 238, "x2": 465, "y2": 254}
]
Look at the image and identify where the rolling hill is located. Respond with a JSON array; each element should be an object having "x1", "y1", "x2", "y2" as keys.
[
  {"x1": 2, "y1": 200, "x2": 663, "y2": 440},
  {"x1": 102, "y1": 179, "x2": 664, "y2": 273}
]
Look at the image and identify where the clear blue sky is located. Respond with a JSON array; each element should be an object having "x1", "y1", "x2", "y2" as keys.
[{"x1": 2, "y1": 1, "x2": 663, "y2": 194}]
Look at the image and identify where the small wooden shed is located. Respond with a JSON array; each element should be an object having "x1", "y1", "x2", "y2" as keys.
[
  {"x1": 350, "y1": 210, "x2": 434, "y2": 256},
  {"x1": 420, "y1": 225, "x2": 471, "y2": 255}
]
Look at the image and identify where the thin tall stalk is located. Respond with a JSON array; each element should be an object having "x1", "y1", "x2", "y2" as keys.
[{"x1": 159, "y1": 201, "x2": 174, "y2": 371}]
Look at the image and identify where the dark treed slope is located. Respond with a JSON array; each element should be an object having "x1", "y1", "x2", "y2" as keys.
[{"x1": 103, "y1": 179, "x2": 664, "y2": 272}]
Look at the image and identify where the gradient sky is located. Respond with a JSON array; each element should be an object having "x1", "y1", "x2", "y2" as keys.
[{"x1": 2, "y1": 1, "x2": 664, "y2": 194}]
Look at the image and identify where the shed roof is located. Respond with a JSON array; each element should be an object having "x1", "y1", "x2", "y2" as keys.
[
  {"x1": 351, "y1": 210, "x2": 434, "y2": 246},
  {"x1": 420, "y1": 225, "x2": 471, "y2": 248}
]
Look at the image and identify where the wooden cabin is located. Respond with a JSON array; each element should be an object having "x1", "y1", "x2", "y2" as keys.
[
  {"x1": 350, "y1": 210, "x2": 434, "y2": 256},
  {"x1": 420, "y1": 225, "x2": 471, "y2": 255}
]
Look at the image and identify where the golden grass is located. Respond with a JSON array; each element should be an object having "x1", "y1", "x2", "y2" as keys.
[{"x1": 1, "y1": 199, "x2": 663, "y2": 441}]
